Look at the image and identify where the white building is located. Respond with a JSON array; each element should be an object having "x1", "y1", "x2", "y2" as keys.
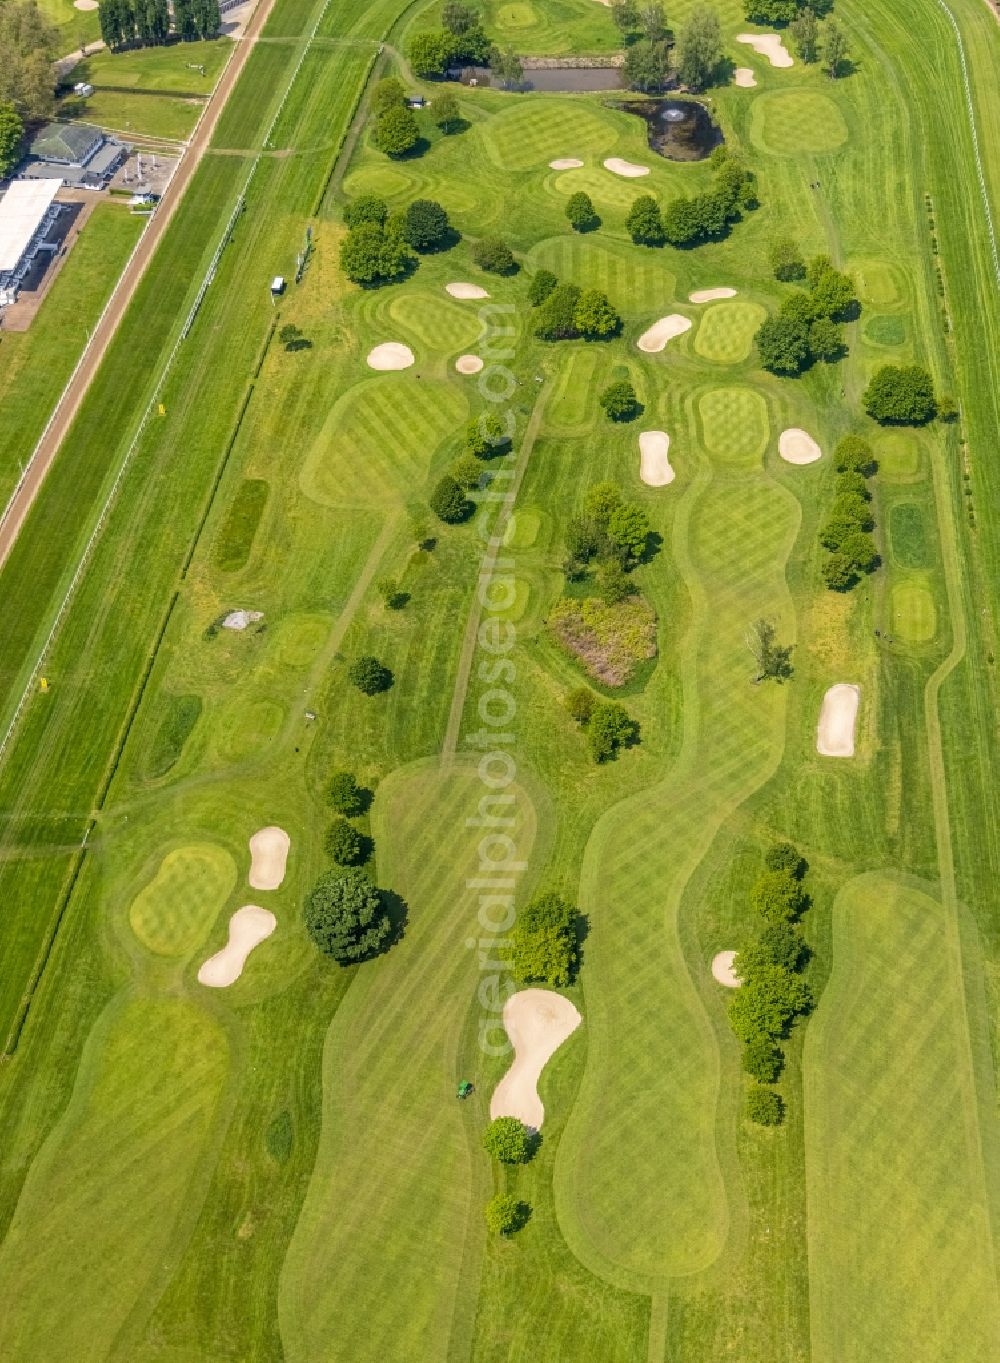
[{"x1": 0, "y1": 181, "x2": 64, "y2": 307}]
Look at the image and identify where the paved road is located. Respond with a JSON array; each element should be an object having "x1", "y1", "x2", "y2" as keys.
[{"x1": 0, "y1": 0, "x2": 275, "y2": 572}]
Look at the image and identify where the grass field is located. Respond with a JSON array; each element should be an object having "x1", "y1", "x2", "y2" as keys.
[{"x1": 0, "y1": 0, "x2": 999, "y2": 1358}]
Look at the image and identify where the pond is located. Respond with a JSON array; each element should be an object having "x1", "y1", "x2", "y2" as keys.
[{"x1": 618, "y1": 98, "x2": 723, "y2": 161}]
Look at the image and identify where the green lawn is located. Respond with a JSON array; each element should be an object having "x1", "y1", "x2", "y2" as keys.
[{"x1": 0, "y1": 0, "x2": 999, "y2": 1358}]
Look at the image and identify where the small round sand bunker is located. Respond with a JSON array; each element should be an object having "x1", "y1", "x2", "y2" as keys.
[
  {"x1": 455, "y1": 354, "x2": 484, "y2": 374},
  {"x1": 817, "y1": 684, "x2": 860, "y2": 758},
  {"x1": 490, "y1": 988, "x2": 582, "y2": 1130},
  {"x1": 637, "y1": 314, "x2": 692, "y2": 353},
  {"x1": 689, "y1": 287, "x2": 737, "y2": 303},
  {"x1": 736, "y1": 32, "x2": 794, "y2": 67},
  {"x1": 604, "y1": 157, "x2": 650, "y2": 178},
  {"x1": 445, "y1": 282, "x2": 489, "y2": 300},
  {"x1": 734, "y1": 67, "x2": 757, "y2": 87},
  {"x1": 549, "y1": 158, "x2": 584, "y2": 170},
  {"x1": 249, "y1": 825, "x2": 290, "y2": 890},
  {"x1": 712, "y1": 951, "x2": 741, "y2": 988},
  {"x1": 367, "y1": 342, "x2": 415, "y2": 371},
  {"x1": 779, "y1": 428, "x2": 822, "y2": 465},
  {"x1": 639, "y1": 431, "x2": 674, "y2": 486},
  {"x1": 197, "y1": 905, "x2": 277, "y2": 987}
]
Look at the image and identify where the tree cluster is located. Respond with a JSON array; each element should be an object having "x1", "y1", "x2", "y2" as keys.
[
  {"x1": 755, "y1": 253, "x2": 858, "y2": 375},
  {"x1": 407, "y1": 1, "x2": 495, "y2": 77},
  {"x1": 530, "y1": 276, "x2": 622, "y2": 341},
  {"x1": 510, "y1": 891, "x2": 581, "y2": 986},
  {"x1": 0, "y1": 0, "x2": 59, "y2": 122},
  {"x1": 727, "y1": 842, "x2": 813, "y2": 1125},
  {"x1": 429, "y1": 412, "x2": 510, "y2": 524},
  {"x1": 746, "y1": 618, "x2": 793, "y2": 683},
  {"x1": 325, "y1": 769, "x2": 373, "y2": 867},
  {"x1": 566, "y1": 480, "x2": 652, "y2": 579},
  {"x1": 743, "y1": 0, "x2": 830, "y2": 23},
  {"x1": 615, "y1": 5, "x2": 724, "y2": 93},
  {"x1": 565, "y1": 688, "x2": 639, "y2": 763},
  {"x1": 745, "y1": 0, "x2": 848, "y2": 74},
  {"x1": 0, "y1": 103, "x2": 23, "y2": 178},
  {"x1": 340, "y1": 193, "x2": 455, "y2": 285},
  {"x1": 99, "y1": 0, "x2": 220, "y2": 49},
  {"x1": 862, "y1": 365, "x2": 937, "y2": 425},
  {"x1": 819, "y1": 435, "x2": 880, "y2": 590},
  {"x1": 625, "y1": 148, "x2": 758, "y2": 250}
]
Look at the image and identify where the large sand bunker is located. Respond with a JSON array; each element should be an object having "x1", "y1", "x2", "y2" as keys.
[
  {"x1": 455, "y1": 354, "x2": 484, "y2": 374},
  {"x1": 637, "y1": 314, "x2": 692, "y2": 352},
  {"x1": 639, "y1": 430, "x2": 675, "y2": 486},
  {"x1": 689, "y1": 287, "x2": 738, "y2": 303},
  {"x1": 779, "y1": 428, "x2": 822, "y2": 464},
  {"x1": 197, "y1": 905, "x2": 277, "y2": 987},
  {"x1": 817, "y1": 684, "x2": 860, "y2": 757},
  {"x1": 549, "y1": 157, "x2": 584, "y2": 170},
  {"x1": 445, "y1": 282, "x2": 489, "y2": 300},
  {"x1": 367, "y1": 342, "x2": 415, "y2": 371},
  {"x1": 736, "y1": 32, "x2": 794, "y2": 67},
  {"x1": 491, "y1": 988, "x2": 582, "y2": 1129},
  {"x1": 734, "y1": 67, "x2": 757, "y2": 87},
  {"x1": 712, "y1": 951, "x2": 741, "y2": 988},
  {"x1": 249, "y1": 825, "x2": 290, "y2": 890},
  {"x1": 603, "y1": 157, "x2": 650, "y2": 178}
]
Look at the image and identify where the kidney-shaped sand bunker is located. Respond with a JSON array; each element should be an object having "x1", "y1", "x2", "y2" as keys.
[
  {"x1": 491, "y1": 988, "x2": 582, "y2": 1129},
  {"x1": 198, "y1": 905, "x2": 277, "y2": 987}
]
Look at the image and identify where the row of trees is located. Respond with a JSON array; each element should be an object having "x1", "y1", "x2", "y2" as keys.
[
  {"x1": 0, "y1": 103, "x2": 23, "y2": 177},
  {"x1": 98, "y1": 0, "x2": 220, "y2": 49},
  {"x1": 528, "y1": 270, "x2": 622, "y2": 341},
  {"x1": 756, "y1": 248, "x2": 858, "y2": 374},
  {"x1": 407, "y1": 1, "x2": 523, "y2": 86},
  {"x1": 613, "y1": 5, "x2": 725, "y2": 95},
  {"x1": 0, "y1": 0, "x2": 59, "y2": 126},
  {"x1": 430, "y1": 411, "x2": 510, "y2": 524},
  {"x1": 339, "y1": 192, "x2": 455, "y2": 285},
  {"x1": 786, "y1": 8, "x2": 851, "y2": 76},
  {"x1": 625, "y1": 148, "x2": 758, "y2": 249},
  {"x1": 819, "y1": 437, "x2": 880, "y2": 590}
]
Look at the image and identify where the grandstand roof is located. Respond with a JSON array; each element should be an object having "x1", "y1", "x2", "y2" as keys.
[
  {"x1": 0, "y1": 181, "x2": 61, "y2": 274},
  {"x1": 28, "y1": 122, "x2": 104, "y2": 166}
]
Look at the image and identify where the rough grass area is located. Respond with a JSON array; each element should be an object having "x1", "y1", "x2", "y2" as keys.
[
  {"x1": 549, "y1": 595, "x2": 658, "y2": 686},
  {"x1": 213, "y1": 477, "x2": 269, "y2": 572},
  {"x1": 144, "y1": 692, "x2": 202, "y2": 778}
]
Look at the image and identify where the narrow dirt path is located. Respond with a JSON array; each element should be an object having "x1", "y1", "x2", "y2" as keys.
[{"x1": 0, "y1": 0, "x2": 277, "y2": 572}]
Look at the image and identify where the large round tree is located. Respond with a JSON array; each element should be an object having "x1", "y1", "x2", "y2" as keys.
[{"x1": 304, "y1": 867, "x2": 394, "y2": 963}]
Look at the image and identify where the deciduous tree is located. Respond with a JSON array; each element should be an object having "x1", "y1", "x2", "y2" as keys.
[{"x1": 304, "y1": 868, "x2": 394, "y2": 962}]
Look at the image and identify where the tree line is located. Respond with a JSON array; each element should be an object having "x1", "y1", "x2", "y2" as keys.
[
  {"x1": 625, "y1": 148, "x2": 758, "y2": 250},
  {"x1": 0, "y1": 0, "x2": 60, "y2": 171},
  {"x1": 99, "y1": 0, "x2": 221, "y2": 50}
]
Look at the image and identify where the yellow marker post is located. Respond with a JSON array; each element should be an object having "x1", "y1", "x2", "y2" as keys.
[
  {"x1": 39, "y1": 677, "x2": 48, "y2": 693},
  {"x1": 158, "y1": 403, "x2": 166, "y2": 416}
]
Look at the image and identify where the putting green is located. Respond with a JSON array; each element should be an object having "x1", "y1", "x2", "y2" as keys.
[
  {"x1": 129, "y1": 842, "x2": 237, "y2": 957},
  {"x1": 529, "y1": 235, "x2": 675, "y2": 313},
  {"x1": 300, "y1": 377, "x2": 467, "y2": 508},
  {"x1": 751, "y1": 91, "x2": 849, "y2": 156},
  {"x1": 216, "y1": 697, "x2": 285, "y2": 762},
  {"x1": 549, "y1": 165, "x2": 637, "y2": 213},
  {"x1": 387, "y1": 291, "x2": 485, "y2": 354},
  {"x1": 891, "y1": 579, "x2": 937, "y2": 642},
  {"x1": 497, "y1": 0, "x2": 536, "y2": 27},
  {"x1": 864, "y1": 313, "x2": 907, "y2": 347},
  {"x1": 875, "y1": 430, "x2": 921, "y2": 481},
  {"x1": 698, "y1": 386, "x2": 769, "y2": 468},
  {"x1": 479, "y1": 99, "x2": 618, "y2": 171},
  {"x1": 693, "y1": 300, "x2": 767, "y2": 365}
]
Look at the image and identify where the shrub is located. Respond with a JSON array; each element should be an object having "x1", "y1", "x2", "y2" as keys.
[
  {"x1": 473, "y1": 236, "x2": 517, "y2": 273},
  {"x1": 597, "y1": 559, "x2": 634, "y2": 604},
  {"x1": 863, "y1": 365, "x2": 937, "y2": 424},
  {"x1": 750, "y1": 869, "x2": 807, "y2": 923},
  {"x1": 764, "y1": 841, "x2": 806, "y2": 878},
  {"x1": 325, "y1": 817, "x2": 367, "y2": 865},
  {"x1": 565, "y1": 190, "x2": 598, "y2": 231},
  {"x1": 377, "y1": 576, "x2": 406, "y2": 609},
  {"x1": 403, "y1": 198, "x2": 451, "y2": 251},
  {"x1": 584, "y1": 481, "x2": 622, "y2": 527},
  {"x1": 770, "y1": 236, "x2": 806, "y2": 281},
  {"x1": 937, "y1": 394, "x2": 958, "y2": 422},
  {"x1": 743, "y1": 1036, "x2": 784, "y2": 1083},
  {"x1": 373, "y1": 104, "x2": 419, "y2": 157},
  {"x1": 348, "y1": 655, "x2": 393, "y2": 694},
  {"x1": 626, "y1": 194, "x2": 664, "y2": 246},
  {"x1": 329, "y1": 770, "x2": 365, "y2": 816},
  {"x1": 599, "y1": 380, "x2": 639, "y2": 421},
  {"x1": 549, "y1": 594, "x2": 657, "y2": 686},
  {"x1": 528, "y1": 268, "x2": 558, "y2": 305},
  {"x1": 304, "y1": 868, "x2": 393, "y2": 962},
  {"x1": 482, "y1": 1116, "x2": 533, "y2": 1163},
  {"x1": 587, "y1": 700, "x2": 639, "y2": 762},
  {"x1": 534, "y1": 283, "x2": 582, "y2": 340},
  {"x1": 344, "y1": 193, "x2": 388, "y2": 228},
  {"x1": 430, "y1": 473, "x2": 472, "y2": 523},
  {"x1": 746, "y1": 1085, "x2": 784, "y2": 1126},
  {"x1": 834, "y1": 435, "x2": 876, "y2": 475},
  {"x1": 484, "y1": 1192, "x2": 528, "y2": 1235},
  {"x1": 511, "y1": 891, "x2": 579, "y2": 986},
  {"x1": 565, "y1": 687, "x2": 596, "y2": 724}
]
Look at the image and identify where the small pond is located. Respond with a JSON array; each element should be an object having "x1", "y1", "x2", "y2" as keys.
[{"x1": 618, "y1": 98, "x2": 723, "y2": 161}]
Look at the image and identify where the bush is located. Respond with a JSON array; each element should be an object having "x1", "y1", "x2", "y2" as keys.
[
  {"x1": 587, "y1": 700, "x2": 639, "y2": 762},
  {"x1": 626, "y1": 194, "x2": 664, "y2": 246},
  {"x1": 528, "y1": 268, "x2": 558, "y2": 305},
  {"x1": 373, "y1": 104, "x2": 419, "y2": 157},
  {"x1": 511, "y1": 891, "x2": 579, "y2": 986},
  {"x1": 565, "y1": 190, "x2": 598, "y2": 231},
  {"x1": 304, "y1": 868, "x2": 393, "y2": 963},
  {"x1": 750, "y1": 869, "x2": 807, "y2": 923},
  {"x1": 565, "y1": 687, "x2": 596, "y2": 725},
  {"x1": 764, "y1": 841, "x2": 806, "y2": 878},
  {"x1": 348, "y1": 655, "x2": 393, "y2": 694},
  {"x1": 834, "y1": 435, "x2": 876, "y2": 476},
  {"x1": 430, "y1": 473, "x2": 473, "y2": 523},
  {"x1": 599, "y1": 380, "x2": 639, "y2": 422},
  {"x1": 344, "y1": 193, "x2": 388, "y2": 228},
  {"x1": 743, "y1": 1036, "x2": 784, "y2": 1084},
  {"x1": 484, "y1": 1192, "x2": 529, "y2": 1235},
  {"x1": 329, "y1": 770, "x2": 365, "y2": 816},
  {"x1": 473, "y1": 236, "x2": 517, "y2": 274},
  {"x1": 597, "y1": 559, "x2": 634, "y2": 604},
  {"x1": 482, "y1": 1116, "x2": 533, "y2": 1162},
  {"x1": 770, "y1": 236, "x2": 805, "y2": 281},
  {"x1": 534, "y1": 283, "x2": 581, "y2": 340},
  {"x1": 403, "y1": 198, "x2": 451, "y2": 251},
  {"x1": 863, "y1": 365, "x2": 937, "y2": 424},
  {"x1": 575, "y1": 288, "x2": 620, "y2": 339},
  {"x1": 325, "y1": 817, "x2": 367, "y2": 865},
  {"x1": 937, "y1": 394, "x2": 959, "y2": 422},
  {"x1": 746, "y1": 1085, "x2": 784, "y2": 1126}
]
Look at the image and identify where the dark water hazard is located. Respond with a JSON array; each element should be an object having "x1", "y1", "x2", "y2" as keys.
[
  {"x1": 619, "y1": 98, "x2": 723, "y2": 161},
  {"x1": 458, "y1": 65, "x2": 624, "y2": 92}
]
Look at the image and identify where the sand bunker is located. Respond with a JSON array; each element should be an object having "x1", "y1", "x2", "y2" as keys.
[
  {"x1": 712, "y1": 951, "x2": 741, "y2": 988},
  {"x1": 637, "y1": 314, "x2": 692, "y2": 353},
  {"x1": 248, "y1": 825, "x2": 290, "y2": 890},
  {"x1": 549, "y1": 157, "x2": 584, "y2": 169},
  {"x1": 603, "y1": 157, "x2": 650, "y2": 178},
  {"x1": 197, "y1": 905, "x2": 276, "y2": 987},
  {"x1": 367, "y1": 342, "x2": 415, "y2": 371},
  {"x1": 689, "y1": 287, "x2": 738, "y2": 303},
  {"x1": 779, "y1": 428, "x2": 822, "y2": 465},
  {"x1": 490, "y1": 988, "x2": 582, "y2": 1129},
  {"x1": 736, "y1": 33, "x2": 794, "y2": 67},
  {"x1": 74, "y1": 0, "x2": 98, "y2": 8},
  {"x1": 817, "y1": 684, "x2": 860, "y2": 758},
  {"x1": 734, "y1": 67, "x2": 757, "y2": 87},
  {"x1": 455, "y1": 354, "x2": 484, "y2": 374},
  {"x1": 445, "y1": 282, "x2": 489, "y2": 300},
  {"x1": 639, "y1": 430, "x2": 675, "y2": 487}
]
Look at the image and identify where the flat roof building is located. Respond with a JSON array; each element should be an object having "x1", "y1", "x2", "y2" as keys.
[
  {"x1": 0, "y1": 181, "x2": 64, "y2": 307},
  {"x1": 28, "y1": 122, "x2": 105, "y2": 167}
]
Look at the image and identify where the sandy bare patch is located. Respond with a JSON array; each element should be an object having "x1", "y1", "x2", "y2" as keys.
[
  {"x1": 736, "y1": 32, "x2": 794, "y2": 67},
  {"x1": 74, "y1": 0, "x2": 99, "y2": 8},
  {"x1": 366, "y1": 342, "x2": 415, "y2": 371},
  {"x1": 639, "y1": 430, "x2": 674, "y2": 486},
  {"x1": 733, "y1": 66, "x2": 757, "y2": 87},
  {"x1": 445, "y1": 282, "x2": 489, "y2": 300},
  {"x1": 549, "y1": 157, "x2": 584, "y2": 169},
  {"x1": 779, "y1": 427, "x2": 822, "y2": 465},
  {"x1": 197, "y1": 905, "x2": 276, "y2": 987},
  {"x1": 222, "y1": 609, "x2": 263, "y2": 631},
  {"x1": 455, "y1": 354, "x2": 484, "y2": 374},
  {"x1": 249, "y1": 826, "x2": 290, "y2": 890},
  {"x1": 637, "y1": 313, "x2": 692, "y2": 353},
  {"x1": 603, "y1": 156, "x2": 650, "y2": 178},
  {"x1": 689, "y1": 287, "x2": 738, "y2": 303},
  {"x1": 491, "y1": 988, "x2": 582, "y2": 1129},
  {"x1": 817, "y1": 683, "x2": 860, "y2": 758},
  {"x1": 712, "y1": 950, "x2": 741, "y2": 988}
]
